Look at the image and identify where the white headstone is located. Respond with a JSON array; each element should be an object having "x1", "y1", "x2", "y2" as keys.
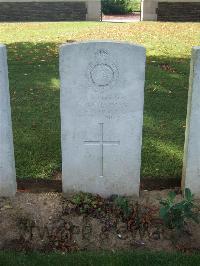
[
  {"x1": 0, "y1": 44, "x2": 16, "y2": 197},
  {"x1": 182, "y1": 47, "x2": 200, "y2": 197},
  {"x1": 60, "y1": 41, "x2": 146, "y2": 197}
]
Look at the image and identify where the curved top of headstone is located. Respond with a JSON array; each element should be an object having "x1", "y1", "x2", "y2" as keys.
[
  {"x1": 192, "y1": 46, "x2": 200, "y2": 50},
  {"x1": 60, "y1": 40, "x2": 145, "y2": 52},
  {"x1": 59, "y1": 41, "x2": 146, "y2": 89}
]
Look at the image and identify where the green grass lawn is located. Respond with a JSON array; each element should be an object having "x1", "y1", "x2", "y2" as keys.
[
  {"x1": 0, "y1": 21, "x2": 199, "y2": 179},
  {"x1": 0, "y1": 251, "x2": 200, "y2": 266}
]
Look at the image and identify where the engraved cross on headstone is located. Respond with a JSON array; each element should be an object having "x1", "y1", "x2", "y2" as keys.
[{"x1": 84, "y1": 123, "x2": 120, "y2": 178}]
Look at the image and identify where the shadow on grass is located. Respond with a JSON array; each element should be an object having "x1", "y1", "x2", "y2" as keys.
[
  {"x1": 7, "y1": 42, "x2": 61, "y2": 179},
  {"x1": 142, "y1": 56, "x2": 189, "y2": 180},
  {"x1": 1, "y1": 250, "x2": 200, "y2": 266},
  {"x1": 7, "y1": 42, "x2": 190, "y2": 181}
]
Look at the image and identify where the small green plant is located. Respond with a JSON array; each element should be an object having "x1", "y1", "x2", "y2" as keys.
[
  {"x1": 71, "y1": 192, "x2": 103, "y2": 214},
  {"x1": 113, "y1": 195, "x2": 132, "y2": 218},
  {"x1": 159, "y1": 188, "x2": 199, "y2": 232}
]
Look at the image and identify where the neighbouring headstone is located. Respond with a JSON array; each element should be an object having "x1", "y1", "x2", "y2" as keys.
[
  {"x1": 60, "y1": 41, "x2": 146, "y2": 197},
  {"x1": 182, "y1": 47, "x2": 200, "y2": 197},
  {"x1": 0, "y1": 44, "x2": 16, "y2": 196}
]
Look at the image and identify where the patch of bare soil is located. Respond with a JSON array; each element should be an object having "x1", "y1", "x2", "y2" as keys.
[
  {"x1": 0, "y1": 190, "x2": 199, "y2": 253},
  {"x1": 17, "y1": 176, "x2": 180, "y2": 193}
]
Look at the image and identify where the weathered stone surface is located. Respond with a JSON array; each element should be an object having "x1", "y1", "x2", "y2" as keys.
[
  {"x1": 0, "y1": 44, "x2": 16, "y2": 197},
  {"x1": 60, "y1": 41, "x2": 146, "y2": 197},
  {"x1": 182, "y1": 47, "x2": 200, "y2": 197}
]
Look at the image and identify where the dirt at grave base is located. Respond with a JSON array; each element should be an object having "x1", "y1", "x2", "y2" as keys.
[{"x1": 0, "y1": 190, "x2": 200, "y2": 253}]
